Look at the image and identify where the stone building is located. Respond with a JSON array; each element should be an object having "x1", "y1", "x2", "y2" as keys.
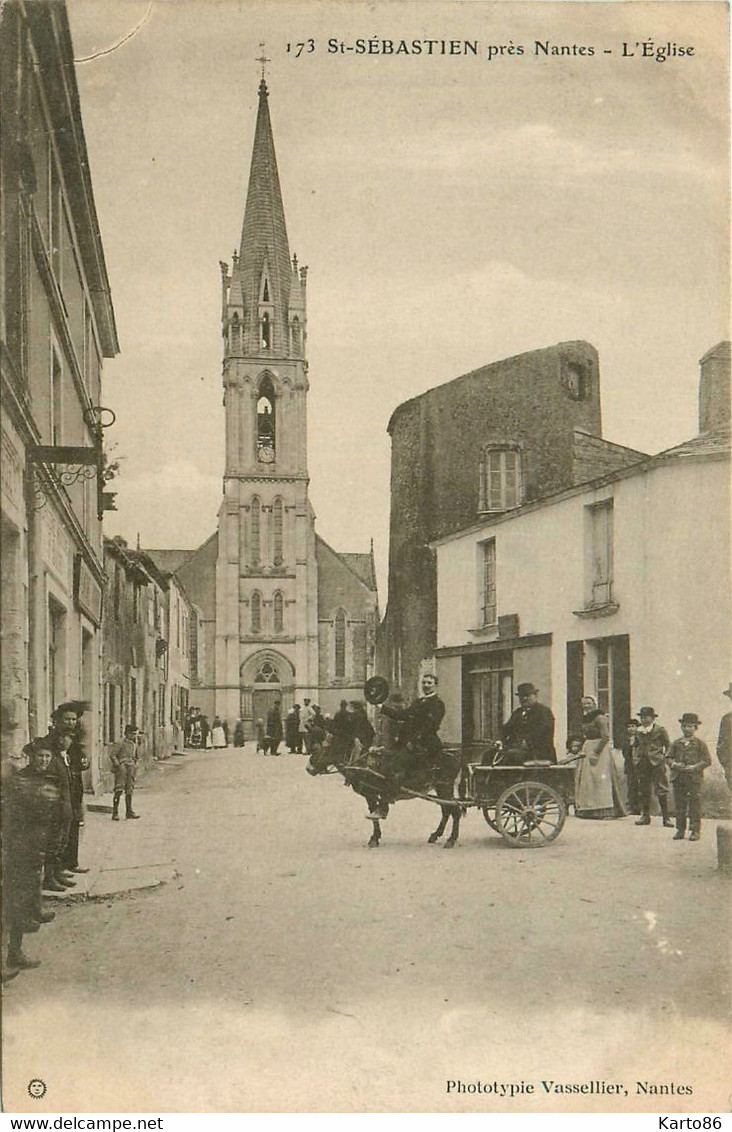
[
  {"x1": 101, "y1": 538, "x2": 199, "y2": 789},
  {"x1": 0, "y1": 1, "x2": 118, "y2": 762},
  {"x1": 431, "y1": 344, "x2": 730, "y2": 760},
  {"x1": 377, "y1": 341, "x2": 645, "y2": 697},
  {"x1": 150, "y1": 80, "x2": 378, "y2": 736}
]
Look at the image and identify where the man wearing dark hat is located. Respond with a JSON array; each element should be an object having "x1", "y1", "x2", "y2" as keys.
[
  {"x1": 39, "y1": 703, "x2": 80, "y2": 891},
  {"x1": 716, "y1": 685, "x2": 731, "y2": 789},
  {"x1": 667, "y1": 714, "x2": 712, "y2": 841},
  {"x1": 500, "y1": 683, "x2": 556, "y2": 764},
  {"x1": 634, "y1": 706, "x2": 672, "y2": 827}
]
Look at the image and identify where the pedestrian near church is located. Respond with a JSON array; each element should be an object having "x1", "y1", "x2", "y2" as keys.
[
  {"x1": 109, "y1": 725, "x2": 141, "y2": 821},
  {"x1": 211, "y1": 715, "x2": 227, "y2": 749},
  {"x1": 634, "y1": 706, "x2": 672, "y2": 827},
  {"x1": 265, "y1": 702, "x2": 283, "y2": 756},
  {"x1": 500, "y1": 683, "x2": 556, "y2": 764},
  {"x1": 300, "y1": 698, "x2": 315, "y2": 754},
  {"x1": 668, "y1": 714, "x2": 712, "y2": 841},
  {"x1": 574, "y1": 696, "x2": 626, "y2": 819},
  {"x1": 285, "y1": 704, "x2": 301, "y2": 753},
  {"x1": 716, "y1": 684, "x2": 731, "y2": 789}
]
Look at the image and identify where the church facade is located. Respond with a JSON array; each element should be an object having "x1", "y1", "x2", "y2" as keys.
[{"x1": 146, "y1": 80, "x2": 377, "y2": 736}]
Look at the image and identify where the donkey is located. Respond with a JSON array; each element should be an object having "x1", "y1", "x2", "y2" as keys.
[{"x1": 307, "y1": 735, "x2": 466, "y2": 848}]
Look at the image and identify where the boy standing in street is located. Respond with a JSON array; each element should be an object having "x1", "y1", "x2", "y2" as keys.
[
  {"x1": 110, "y1": 725, "x2": 141, "y2": 821},
  {"x1": 622, "y1": 717, "x2": 641, "y2": 814},
  {"x1": 668, "y1": 713, "x2": 712, "y2": 841},
  {"x1": 634, "y1": 706, "x2": 672, "y2": 827}
]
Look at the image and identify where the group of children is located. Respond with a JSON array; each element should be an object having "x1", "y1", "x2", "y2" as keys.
[{"x1": 567, "y1": 705, "x2": 713, "y2": 840}]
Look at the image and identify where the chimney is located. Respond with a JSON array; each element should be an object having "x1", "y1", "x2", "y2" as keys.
[{"x1": 698, "y1": 341, "x2": 730, "y2": 433}]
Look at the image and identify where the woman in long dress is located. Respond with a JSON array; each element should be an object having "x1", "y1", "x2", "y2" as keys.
[
  {"x1": 210, "y1": 715, "x2": 227, "y2": 749},
  {"x1": 574, "y1": 696, "x2": 627, "y2": 819}
]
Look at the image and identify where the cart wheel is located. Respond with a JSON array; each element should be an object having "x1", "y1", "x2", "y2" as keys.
[
  {"x1": 494, "y1": 780, "x2": 566, "y2": 848},
  {"x1": 481, "y1": 806, "x2": 500, "y2": 833}
]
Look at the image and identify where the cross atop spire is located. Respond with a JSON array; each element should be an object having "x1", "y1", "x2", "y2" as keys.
[{"x1": 256, "y1": 42, "x2": 270, "y2": 83}]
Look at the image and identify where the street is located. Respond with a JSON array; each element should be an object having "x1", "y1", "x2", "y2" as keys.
[{"x1": 3, "y1": 746, "x2": 730, "y2": 1114}]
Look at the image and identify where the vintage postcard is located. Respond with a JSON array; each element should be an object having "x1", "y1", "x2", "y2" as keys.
[{"x1": 1, "y1": 0, "x2": 729, "y2": 1118}]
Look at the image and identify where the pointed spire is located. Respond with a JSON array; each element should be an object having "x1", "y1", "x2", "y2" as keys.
[{"x1": 238, "y1": 80, "x2": 291, "y2": 346}]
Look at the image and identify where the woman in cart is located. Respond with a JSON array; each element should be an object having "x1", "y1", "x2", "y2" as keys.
[{"x1": 574, "y1": 695, "x2": 627, "y2": 819}]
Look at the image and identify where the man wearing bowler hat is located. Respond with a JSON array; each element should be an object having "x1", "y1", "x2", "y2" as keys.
[
  {"x1": 634, "y1": 706, "x2": 672, "y2": 827},
  {"x1": 716, "y1": 684, "x2": 731, "y2": 789},
  {"x1": 667, "y1": 713, "x2": 711, "y2": 841},
  {"x1": 500, "y1": 683, "x2": 556, "y2": 764}
]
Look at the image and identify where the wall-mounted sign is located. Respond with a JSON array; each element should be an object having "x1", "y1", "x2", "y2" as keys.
[{"x1": 74, "y1": 554, "x2": 103, "y2": 626}]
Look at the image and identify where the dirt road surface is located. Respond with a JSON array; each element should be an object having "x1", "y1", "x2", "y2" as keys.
[{"x1": 3, "y1": 746, "x2": 730, "y2": 1113}]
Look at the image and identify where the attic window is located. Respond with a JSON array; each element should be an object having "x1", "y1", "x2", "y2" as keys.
[{"x1": 564, "y1": 362, "x2": 588, "y2": 401}]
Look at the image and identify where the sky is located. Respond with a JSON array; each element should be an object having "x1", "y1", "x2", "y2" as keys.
[{"x1": 67, "y1": 0, "x2": 730, "y2": 600}]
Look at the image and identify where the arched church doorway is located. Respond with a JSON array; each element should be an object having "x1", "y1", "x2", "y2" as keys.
[{"x1": 239, "y1": 651, "x2": 294, "y2": 739}]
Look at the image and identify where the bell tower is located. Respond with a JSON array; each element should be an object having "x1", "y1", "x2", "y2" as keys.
[{"x1": 214, "y1": 78, "x2": 318, "y2": 732}]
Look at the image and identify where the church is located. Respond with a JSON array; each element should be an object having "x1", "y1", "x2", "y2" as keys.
[{"x1": 146, "y1": 79, "x2": 378, "y2": 736}]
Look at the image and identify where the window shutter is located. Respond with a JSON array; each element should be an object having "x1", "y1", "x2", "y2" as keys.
[
  {"x1": 610, "y1": 634, "x2": 631, "y2": 748},
  {"x1": 566, "y1": 640, "x2": 585, "y2": 738}
]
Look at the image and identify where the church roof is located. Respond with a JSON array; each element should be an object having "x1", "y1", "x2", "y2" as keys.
[
  {"x1": 142, "y1": 548, "x2": 195, "y2": 575},
  {"x1": 238, "y1": 80, "x2": 291, "y2": 314},
  {"x1": 338, "y1": 552, "x2": 378, "y2": 592}
]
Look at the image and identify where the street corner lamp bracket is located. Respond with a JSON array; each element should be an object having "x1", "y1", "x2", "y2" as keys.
[{"x1": 84, "y1": 405, "x2": 117, "y2": 432}]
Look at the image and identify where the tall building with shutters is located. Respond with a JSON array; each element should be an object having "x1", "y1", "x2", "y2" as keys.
[{"x1": 147, "y1": 79, "x2": 377, "y2": 735}]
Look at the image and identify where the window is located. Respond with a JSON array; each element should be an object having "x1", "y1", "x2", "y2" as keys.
[
  {"x1": 105, "y1": 683, "x2": 116, "y2": 742},
  {"x1": 261, "y1": 312, "x2": 271, "y2": 349},
  {"x1": 291, "y1": 317, "x2": 301, "y2": 355},
  {"x1": 49, "y1": 150, "x2": 62, "y2": 281},
  {"x1": 467, "y1": 652, "x2": 513, "y2": 742},
  {"x1": 273, "y1": 590, "x2": 284, "y2": 633},
  {"x1": 130, "y1": 675, "x2": 137, "y2": 727},
  {"x1": 251, "y1": 591, "x2": 262, "y2": 633},
  {"x1": 51, "y1": 348, "x2": 62, "y2": 445},
  {"x1": 159, "y1": 684, "x2": 166, "y2": 726},
  {"x1": 588, "y1": 500, "x2": 614, "y2": 606},
  {"x1": 250, "y1": 497, "x2": 261, "y2": 566},
  {"x1": 48, "y1": 597, "x2": 66, "y2": 718},
  {"x1": 256, "y1": 375, "x2": 276, "y2": 460},
  {"x1": 594, "y1": 639, "x2": 610, "y2": 714},
  {"x1": 254, "y1": 660, "x2": 279, "y2": 684},
  {"x1": 273, "y1": 497, "x2": 283, "y2": 565},
  {"x1": 113, "y1": 563, "x2": 121, "y2": 620},
  {"x1": 479, "y1": 447, "x2": 521, "y2": 512},
  {"x1": 480, "y1": 539, "x2": 497, "y2": 626},
  {"x1": 335, "y1": 610, "x2": 347, "y2": 679}
]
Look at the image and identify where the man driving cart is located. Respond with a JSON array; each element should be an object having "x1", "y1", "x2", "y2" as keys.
[{"x1": 497, "y1": 682, "x2": 557, "y2": 764}]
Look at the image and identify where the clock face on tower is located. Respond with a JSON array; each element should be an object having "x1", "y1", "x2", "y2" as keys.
[{"x1": 258, "y1": 444, "x2": 275, "y2": 464}]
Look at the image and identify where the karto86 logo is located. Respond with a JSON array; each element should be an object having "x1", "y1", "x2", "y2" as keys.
[{"x1": 28, "y1": 1078, "x2": 47, "y2": 1099}]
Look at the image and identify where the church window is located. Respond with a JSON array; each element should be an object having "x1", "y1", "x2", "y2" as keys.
[
  {"x1": 273, "y1": 590, "x2": 284, "y2": 633},
  {"x1": 254, "y1": 660, "x2": 279, "y2": 683},
  {"x1": 291, "y1": 317, "x2": 301, "y2": 356},
  {"x1": 479, "y1": 446, "x2": 522, "y2": 512},
  {"x1": 250, "y1": 496, "x2": 261, "y2": 566},
  {"x1": 261, "y1": 312, "x2": 271, "y2": 350},
  {"x1": 335, "y1": 610, "x2": 347, "y2": 679},
  {"x1": 273, "y1": 497, "x2": 284, "y2": 565},
  {"x1": 250, "y1": 590, "x2": 262, "y2": 633},
  {"x1": 230, "y1": 313, "x2": 241, "y2": 353},
  {"x1": 256, "y1": 375, "x2": 276, "y2": 460}
]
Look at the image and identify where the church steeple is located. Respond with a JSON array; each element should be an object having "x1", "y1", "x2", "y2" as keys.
[{"x1": 236, "y1": 79, "x2": 292, "y2": 356}]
